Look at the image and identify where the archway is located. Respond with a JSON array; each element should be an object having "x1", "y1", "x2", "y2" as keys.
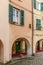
[
  {"x1": 12, "y1": 38, "x2": 30, "y2": 58},
  {"x1": 36, "y1": 39, "x2": 43, "y2": 53},
  {"x1": 0, "y1": 40, "x2": 4, "y2": 62}
]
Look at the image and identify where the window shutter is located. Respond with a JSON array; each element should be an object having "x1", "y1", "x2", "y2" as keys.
[
  {"x1": 36, "y1": 19, "x2": 41, "y2": 30},
  {"x1": 34, "y1": 0, "x2": 36, "y2": 9},
  {"x1": 20, "y1": 10, "x2": 24, "y2": 25},
  {"x1": 41, "y1": 3, "x2": 43, "y2": 11},
  {"x1": 9, "y1": 4, "x2": 13, "y2": 23}
]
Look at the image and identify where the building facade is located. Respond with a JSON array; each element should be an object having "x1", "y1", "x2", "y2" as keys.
[
  {"x1": 0, "y1": 0, "x2": 43, "y2": 63},
  {"x1": 33, "y1": 0, "x2": 43, "y2": 54},
  {"x1": 0, "y1": 0, "x2": 32, "y2": 63}
]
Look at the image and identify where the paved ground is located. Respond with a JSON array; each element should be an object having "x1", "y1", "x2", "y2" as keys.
[
  {"x1": 0, "y1": 62, "x2": 3, "y2": 65},
  {"x1": 0, "y1": 52, "x2": 43, "y2": 65},
  {"x1": 14, "y1": 52, "x2": 43, "y2": 65}
]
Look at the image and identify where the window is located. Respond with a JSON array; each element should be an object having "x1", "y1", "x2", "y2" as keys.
[
  {"x1": 9, "y1": 4, "x2": 24, "y2": 26},
  {"x1": 36, "y1": 2, "x2": 41, "y2": 10},
  {"x1": 13, "y1": 8, "x2": 19, "y2": 24},
  {"x1": 34, "y1": 0, "x2": 41, "y2": 11},
  {"x1": 36, "y1": 19, "x2": 41, "y2": 30}
]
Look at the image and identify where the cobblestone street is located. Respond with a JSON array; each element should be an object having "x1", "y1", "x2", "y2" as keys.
[
  {"x1": 13, "y1": 52, "x2": 43, "y2": 65},
  {"x1": 0, "y1": 52, "x2": 43, "y2": 65},
  {"x1": 0, "y1": 62, "x2": 3, "y2": 65}
]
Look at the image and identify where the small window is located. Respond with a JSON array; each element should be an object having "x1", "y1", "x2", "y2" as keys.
[
  {"x1": 34, "y1": 0, "x2": 41, "y2": 11},
  {"x1": 9, "y1": 4, "x2": 24, "y2": 26},
  {"x1": 36, "y1": 19, "x2": 41, "y2": 30},
  {"x1": 36, "y1": 2, "x2": 41, "y2": 10},
  {"x1": 13, "y1": 8, "x2": 19, "y2": 24}
]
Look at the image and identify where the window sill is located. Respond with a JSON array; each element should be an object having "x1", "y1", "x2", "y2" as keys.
[
  {"x1": 34, "y1": 8, "x2": 42, "y2": 12},
  {"x1": 9, "y1": 22, "x2": 24, "y2": 26},
  {"x1": 36, "y1": 29, "x2": 41, "y2": 30},
  {"x1": 34, "y1": 29, "x2": 42, "y2": 31}
]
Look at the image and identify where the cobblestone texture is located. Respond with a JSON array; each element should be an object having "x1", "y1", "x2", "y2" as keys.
[
  {"x1": 14, "y1": 52, "x2": 43, "y2": 65},
  {"x1": 0, "y1": 52, "x2": 43, "y2": 65},
  {"x1": 0, "y1": 62, "x2": 3, "y2": 65}
]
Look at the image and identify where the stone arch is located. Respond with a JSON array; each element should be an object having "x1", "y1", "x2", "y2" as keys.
[
  {"x1": 0, "y1": 40, "x2": 4, "y2": 62},
  {"x1": 11, "y1": 37, "x2": 31, "y2": 58},
  {"x1": 36, "y1": 39, "x2": 43, "y2": 53}
]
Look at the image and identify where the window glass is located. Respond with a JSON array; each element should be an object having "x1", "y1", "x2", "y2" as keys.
[
  {"x1": 36, "y1": 2, "x2": 41, "y2": 10},
  {"x1": 13, "y1": 8, "x2": 18, "y2": 23}
]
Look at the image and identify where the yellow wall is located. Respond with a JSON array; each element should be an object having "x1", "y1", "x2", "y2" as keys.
[{"x1": 33, "y1": 0, "x2": 43, "y2": 53}]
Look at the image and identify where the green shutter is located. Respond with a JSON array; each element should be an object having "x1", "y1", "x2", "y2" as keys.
[
  {"x1": 34, "y1": 0, "x2": 36, "y2": 9},
  {"x1": 20, "y1": 10, "x2": 24, "y2": 25},
  {"x1": 36, "y1": 19, "x2": 41, "y2": 30},
  {"x1": 41, "y1": 3, "x2": 43, "y2": 11},
  {"x1": 9, "y1": 4, "x2": 13, "y2": 23}
]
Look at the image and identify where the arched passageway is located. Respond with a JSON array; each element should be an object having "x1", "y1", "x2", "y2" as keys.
[
  {"x1": 0, "y1": 40, "x2": 4, "y2": 62},
  {"x1": 12, "y1": 38, "x2": 30, "y2": 58},
  {"x1": 36, "y1": 39, "x2": 43, "y2": 53}
]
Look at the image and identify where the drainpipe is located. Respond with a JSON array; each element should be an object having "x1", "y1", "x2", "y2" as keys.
[{"x1": 32, "y1": 0, "x2": 34, "y2": 56}]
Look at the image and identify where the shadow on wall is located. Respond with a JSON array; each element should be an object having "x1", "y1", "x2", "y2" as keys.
[{"x1": 0, "y1": 40, "x2": 4, "y2": 62}]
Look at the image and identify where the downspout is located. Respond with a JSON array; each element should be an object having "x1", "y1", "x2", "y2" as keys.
[{"x1": 32, "y1": 0, "x2": 34, "y2": 55}]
